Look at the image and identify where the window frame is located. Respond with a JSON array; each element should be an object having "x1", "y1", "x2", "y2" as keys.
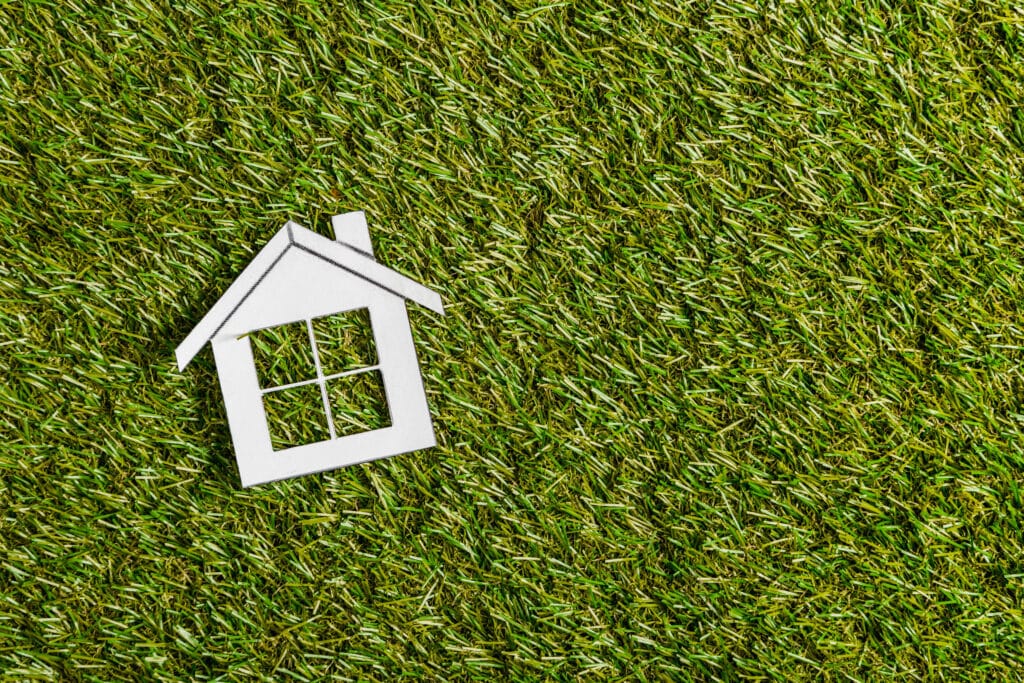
[{"x1": 253, "y1": 309, "x2": 386, "y2": 448}]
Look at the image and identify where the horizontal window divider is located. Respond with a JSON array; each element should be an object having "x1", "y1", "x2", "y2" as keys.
[
  {"x1": 261, "y1": 376, "x2": 320, "y2": 394},
  {"x1": 261, "y1": 364, "x2": 380, "y2": 395},
  {"x1": 322, "y1": 365, "x2": 381, "y2": 382}
]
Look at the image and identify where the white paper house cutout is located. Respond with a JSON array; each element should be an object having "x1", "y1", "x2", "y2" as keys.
[{"x1": 176, "y1": 211, "x2": 444, "y2": 487}]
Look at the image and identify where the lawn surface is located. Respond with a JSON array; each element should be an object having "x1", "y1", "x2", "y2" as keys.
[{"x1": 3, "y1": 0, "x2": 1024, "y2": 680}]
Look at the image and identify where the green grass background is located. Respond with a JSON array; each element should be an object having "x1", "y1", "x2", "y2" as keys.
[{"x1": 3, "y1": 0, "x2": 1024, "y2": 679}]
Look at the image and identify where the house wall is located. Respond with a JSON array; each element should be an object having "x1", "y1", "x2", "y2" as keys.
[
  {"x1": 369, "y1": 297, "x2": 435, "y2": 440},
  {"x1": 212, "y1": 334, "x2": 271, "y2": 486},
  {"x1": 210, "y1": 247, "x2": 436, "y2": 487}
]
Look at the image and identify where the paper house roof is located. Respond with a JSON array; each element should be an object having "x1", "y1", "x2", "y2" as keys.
[{"x1": 175, "y1": 220, "x2": 444, "y2": 370}]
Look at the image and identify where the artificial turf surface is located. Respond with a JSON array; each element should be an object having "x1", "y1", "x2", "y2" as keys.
[{"x1": 3, "y1": 0, "x2": 1024, "y2": 679}]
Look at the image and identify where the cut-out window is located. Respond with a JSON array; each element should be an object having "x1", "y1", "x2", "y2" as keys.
[
  {"x1": 312, "y1": 308, "x2": 376, "y2": 374},
  {"x1": 250, "y1": 320, "x2": 316, "y2": 388},
  {"x1": 328, "y1": 369, "x2": 390, "y2": 437},
  {"x1": 264, "y1": 383, "x2": 331, "y2": 450},
  {"x1": 249, "y1": 308, "x2": 391, "y2": 451}
]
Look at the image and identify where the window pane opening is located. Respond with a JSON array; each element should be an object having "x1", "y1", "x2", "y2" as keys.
[
  {"x1": 328, "y1": 369, "x2": 390, "y2": 437},
  {"x1": 249, "y1": 320, "x2": 316, "y2": 389},
  {"x1": 263, "y1": 383, "x2": 331, "y2": 451},
  {"x1": 312, "y1": 308, "x2": 377, "y2": 376}
]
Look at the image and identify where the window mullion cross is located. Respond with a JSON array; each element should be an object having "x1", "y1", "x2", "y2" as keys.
[{"x1": 306, "y1": 318, "x2": 337, "y2": 440}]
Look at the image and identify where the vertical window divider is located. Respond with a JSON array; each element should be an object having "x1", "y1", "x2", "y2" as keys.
[{"x1": 307, "y1": 318, "x2": 337, "y2": 440}]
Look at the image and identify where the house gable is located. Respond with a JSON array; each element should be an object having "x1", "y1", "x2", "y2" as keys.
[
  {"x1": 176, "y1": 220, "x2": 443, "y2": 370},
  {"x1": 217, "y1": 247, "x2": 383, "y2": 338}
]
